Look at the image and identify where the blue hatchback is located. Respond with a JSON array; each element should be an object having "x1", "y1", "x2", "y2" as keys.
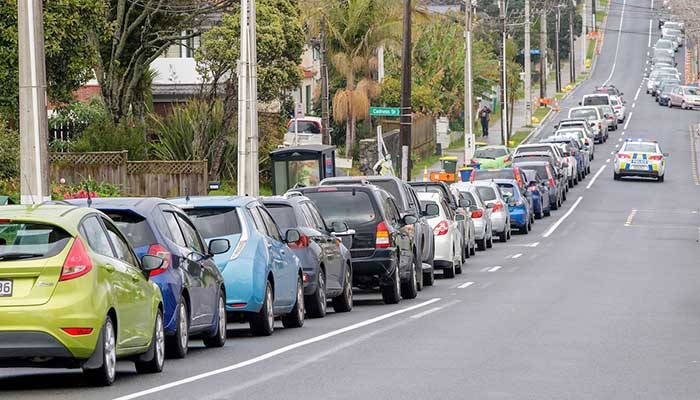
[
  {"x1": 171, "y1": 196, "x2": 306, "y2": 336},
  {"x1": 492, "y1": 179, "x2": 534, "y2": 234},
  {"x1": 67, "y1": 198, "x2": 230, "y2": 359}
]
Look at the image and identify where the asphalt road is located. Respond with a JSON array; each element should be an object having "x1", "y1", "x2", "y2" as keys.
[{"x1": 3, "y1": 0, "x2": 700, "y2": 398}]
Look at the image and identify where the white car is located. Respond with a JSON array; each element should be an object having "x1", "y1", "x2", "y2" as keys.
[
  {"x1": 416, "y1": 192, "x2": 464, "y2": 278},
  {"x1": 653, "y1": 39, "x2": 676, "y2": 57},
  {"x1": 580, "y1": 93, "x2": 611, "y2": 107},
  {"x1": 567, "y1": 106, "x2": 607, "y2": 143},
  {"x1": 451, "y1": 182, "x2": 497, "y2": 245},
  {"x1": 283, "y1": 117, "x2": 323, "y2": 146},
  {"x1": 471, "y1": 181, "x2": 511, "y2": 244},
  {"x1": 613, "y1": 139, "x2": 667, "y2": 182},
  {"x1": 610, "y1": 95, "x2": 626, "y2": 122}
]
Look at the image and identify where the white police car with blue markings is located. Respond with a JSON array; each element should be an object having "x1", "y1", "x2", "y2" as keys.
[{"x1": 614, "y1": 139, "x2": 667, "y2": 182}]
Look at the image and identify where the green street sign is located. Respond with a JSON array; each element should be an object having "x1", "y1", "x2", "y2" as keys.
[{"x1": 369, "y1": 107, "x2": 400, "y2": 117}]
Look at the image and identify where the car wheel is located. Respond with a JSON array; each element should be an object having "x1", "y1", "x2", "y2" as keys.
[
  {"x1": 332, "y1": 265, "x2": 354, "y2": 312},
  {"x1": 520, "y1": 223, "x2": 529, "y2": 234},
  {"x1": 444, "y1": 261, "x2": 456, "y2": 279},
  {"x1": 613, "y1": 171, "x2": 620, "y2": 180},
  {"x1": 470, "y1": 239, "x2": 477, "y2": 255},
  {"x1": 415, "y1": 250, "x2": 424, "y2": 291},
  {"x1": 305, "y1": 268, "x2": 327, "y2": 318},
  {"x1": 658, "y1": 174, "x2": 665, "y2": 182},
  {"x1": 135, "y1": 309, "x2": 165, "y2": 374},
  {"x1": 282, "y1": 276, "x2": 305, "y2": 328},
  {"x1": 381, "y1": 264, "x2": 401, "y2": 304},
  {"x1": 249, "y1": 281, "x2": 274, "y2": 336},
  {"x1": 682, "y1": 101, "x2": 687, "y2": 109},
  {"x1": 668, "y1": 100, "x2": 673, "y2": 108},
  {"x1": 498, "y1": 228, "x2": 507, "y2": 242},
  {"x1": 486, "y1": 234, "x2": 493, "y2": 248},
  {"x1": 506, "y1": 225, "x2": 512, "y2": 240},
  {"x1": 203, "y1": 291, "x2": 227, "y2": 348},
  {"x1": 423, "y1": 267, "x2": 435, "y2": 287},
  {"x1": 83, "y1": 316, "x2": 117, "y2": 386},
  {"x1": 165, "y1": 298, "x2": 189, "y2": 359},
  {"x1": 464, "y1": 240, "x2": 471, "y2": 259},
  {"x1": 400, "y1": 258, "x2": 419, "y2": 299},
  {"x1": 477, "y1": 237, "x2": 487, "y2": 251},
  {"x1": 544, "y1": 207, "x2": 551, "y2": 217},
  {"x1": 562, "y1": 189, "x2": 567, "y2": 201}
]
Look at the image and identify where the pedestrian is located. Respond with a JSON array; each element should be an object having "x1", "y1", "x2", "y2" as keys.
[{"x1": 478, "y1": 104, "x2": 491, "y2": 137}]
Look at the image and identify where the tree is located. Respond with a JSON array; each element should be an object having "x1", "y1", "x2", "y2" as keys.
[{"x1": 0, "y1": 0, "x2": 104, "y2": 123}]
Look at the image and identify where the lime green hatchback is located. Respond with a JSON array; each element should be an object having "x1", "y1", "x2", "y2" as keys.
[
  {"x1": 0, "y1": 205, "x2": 166, "y2": 386},
  {"x1": 471, "y1": 145, "x2": 513, "y2": 169}
]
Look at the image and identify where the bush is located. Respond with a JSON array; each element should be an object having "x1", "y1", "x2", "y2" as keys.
[
  {"x1": 0, "y1": 120, "x2": 19, "y2": 179},
  {"x1": 71, "y1": 118, "x2": 149, "y2": 160}
]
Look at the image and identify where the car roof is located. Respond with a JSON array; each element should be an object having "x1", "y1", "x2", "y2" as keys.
[
  {"x1": 513, "y1": 160, "x2": 550, "y2": 167},
  {"x1": 0, "y1": 204, "x2": 99, "y2": 235},
  {"x1": 66, "y1": 197, "x2": 169, "y2": 214},
  {"x1": 170, "y1": 195, "x2": 254, "y2": 208}
]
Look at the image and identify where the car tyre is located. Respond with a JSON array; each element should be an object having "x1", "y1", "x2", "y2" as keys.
[
  {"x1": 613, "y1": 171, "x2": 620, "y2": 180},
  {"x1": 477, "y1": 237, "x2": 487, "y2": 251},
  {"x1": 486, "y1": 234, "x2": 493, "y2": 248},
  {"x1": 499, "y1": 229, "x2": 507, "y2": 242},
  {"x1": 281, "y1": 276, "x2": 305, "y2": 328},
  {"x1": 381, "y1": 265, "x2": 401, "y2": 304},
  {"x1": 135, "y1": 310, "x2": 165, "y2": 374},
  {"x1": 332, "y1": 266, "x2": 354, "y2": 312},
  {"x1": 423, "y1": 268, "x2": 435, "y2": 287},
  {"x1": 305, "y1": 268, "x2": 327, "y2": 318},
  {"x1": 165, "y1": 297, "x2": 189, "y2": 359},
  {"x1": 83, "y1": 316, "x2": 117, "y2": 386},
  {"x1": 249, "y1": 281, "x2": 274, "y2": 336},
  {"x1": 401, "y1": 258, "x2": 419, "y2": 299},
  {"x1": 682, "y1": 101, "x2": 687, "y2": 110},
  {"x1": 203, "y1": 291, "x2": 227, "y2": 348},
  {"x1": 658, "y1": 174, "x2": 665, "y2": 182},
  {"x1": 444, "y1": 261, "x2": 456, "y2": 279}
]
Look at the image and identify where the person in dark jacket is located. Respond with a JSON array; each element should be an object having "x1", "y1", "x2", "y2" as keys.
[{"x1": 478, "y1": 105, "x2": 491, "y2": 137}]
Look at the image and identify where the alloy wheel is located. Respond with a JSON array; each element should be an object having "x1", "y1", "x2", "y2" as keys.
[
  {"x1": 154, "y1": 313, "x2": 165, "y2": 369},
  {"x1": 266, "y1": 287, "x2": 274, "y2": 330},
  {"x1": 217, "y1": 296, "x2": 226, "y2": 341},
  {"x1": 104, "y1": 319, "x2": 116, "y2": 382},
  {"x1": 178, "y1": 303, "x2": 188, "y2": 351}
]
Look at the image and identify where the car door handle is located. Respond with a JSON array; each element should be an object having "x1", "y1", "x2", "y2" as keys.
[{"x1": 104, "y1": 264, "x2": 115, "y2": 273}]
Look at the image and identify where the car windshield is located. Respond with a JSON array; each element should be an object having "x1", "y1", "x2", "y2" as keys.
[
  {"x1": 287, "y1": 121, "x2": 320, "y2": 134},
  {"x1": 569, "y1": 109, "x2": 598, "y2": 120},
  {"x1": 474, "y1": 147, "x2": 507, "y2": 159},
  {"x1": 583, "y1": 96, "x2": 608, "y2": 105},
  {"x1": 304, "y1": 191, "x2": 377, "y2": 226},
  {"x1": 475, "y1": 186, "x2": 497, "y2": 201},
  {"x1": 0, "y1": 222, "x2": 71, "y2": 261},
  {"x1": 624, "y1": 143, "x2": 658, "y2": 153},
  {"x1": 473, "y1": 170, "x2": 514, "y2": 181},
  {"x1": 332, "y1": 179, "x2": 403, "y2": 209},
  {"x1": 104, "y1": 211, "x2": 157, "y2": 248},
  {"x1": 184, "y1": 208, "x2": 242, "y2": 239},
  {"x1": 265, "y1": 204, "x2": 299, "y2": 231}
]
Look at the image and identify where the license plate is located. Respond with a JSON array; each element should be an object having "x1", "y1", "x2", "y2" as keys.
[
  {"x1": 631, "y1": 159, "x2": 648, "y2": 165},
  {"x1": 0, "y1": 279, "x2": 12, "y2": 297},
  {"x1": 630, "y1": 164, "x2": 648, "y2": 170}
]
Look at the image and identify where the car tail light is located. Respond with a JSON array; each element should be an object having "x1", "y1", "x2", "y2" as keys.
[
  {"x1": 503, "y1": 157, "x2": 511, "y2": 163},
  {"x1": 616, "y1": 153, "x2": 631, "y2": 159},
  {"x1": 649, "y1": 155, "x2": 663, "y2": 160},
  {"x1": 61, "y1": 328, "x2": 93, "y2": 336},
  {"x1": 471, "y1": 209, "x2": 484, "y2": 218},
  {"x1": 433, "y1": 220, "x2": 449, "y2": 236},
  {"x1": 147, "y1": 243, "x2": 172, "y2": 277},
  {"x1": 470, "y1": 159, "x2": 477, "y2": 164},
  {"x1": 60, "y1": 238, "x2": 93, "y2": 282},
  {"x1": 492, "y1": 201, "x2": 504, "y2": 212},
  {"x1": 288, "y1": 234, "x2": 310, "y2": 249},
  {"x1": 375, "y1": 221, "x2": 391, "y2": 248}
]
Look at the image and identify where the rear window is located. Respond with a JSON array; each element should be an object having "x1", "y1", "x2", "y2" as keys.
[
  {"x1": 516, "y1": 146, "x2": 553, "y2": 155},
  {"x1": 287, "y1": 121, "x2": 320, "y2": 134},
  {"x1": 305, "y1": 191, "x2": 377, "y2": 226},
  {"x1": 473, "y1": 170, "x2": 514, "y2": 181},
  {"x1": 411, "y1": 184, "x2": 449, "y2": 201},
  {"x1": 458, "y1": 191, "x2": 477, "y2": 205},
  {"x1": 104, "y1": 211, "x2": 157, "y2": 248},
  {"x1": 497, "y1": 183, "x2": 516, "y2": 196},
  {"x1": 474, "y1": 147, "x2": 507, "y2": 158},
  {"x1": 475, "y1": 187, "x2": 497, "y2": 201},
  {"x1": 517, "y1": 164, "x2": 548, "y2": 179},
  {"x1": 327, "y1": 179, "x2": 404, "y2": 209},
  {"x1": 265, "y1": 204, "x2": 298, "y2": 231},
  {"x1": 623, "y1": 143, "x2": 658, "y2": 153},
  {"x1": 0, "y1": 222, "x2": 71, "y2": 261},
  {"x1": 184, "y1": 208, "x2": 242, "y2": 239},
  {"x1": 583, "y1": 96, "x2": 609, "y2": 106},
  {"x1": 569, "y1": 109, "x2": 598, "y2": 120}
]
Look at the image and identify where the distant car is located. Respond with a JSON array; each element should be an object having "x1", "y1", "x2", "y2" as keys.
[
  {"x1": 610, "y1": 95, "x2": 626, "y2": 122},
  {"x1": 298, "y1": 184, "x2": 420, "y2": 304},
  {"x1": 172, "y1": 196, "x2": 306, "y2": 336},
  {"x1": 595, "y1": 85, "x2": 624, "y2": 99},
  {"x1": 556, "y1": 119, "x2": 597, "y2": 157},
  {"x1": 668, "y1": 86, "x2": 700, "y2": 109},
  {"x1": 614, "y1": 139, "x2": 667, "y2": 182},
  {"x1": 541, "y1": 137, "x2": 585, "y2": 185},
  {"x1": 0, "y1": 205, "x2": 166, "y2": 386},
  {"x1": 416, "y1": 192, "x2": 464, "y2": 278},
  {"x1": 494, "y1": 179, "x2": 534, "y2": 234},
  {"x1": 67, "y1": 198, "x2": 229, "y2": 359},
  {"x1": 472, "y1": 181, "x2": 512, "y2": 243},
  {"x1": 657, "y1": 82, "x2": 679, "y2": 106},
  {"x1": 522, "y1": 169, "x2": 551, "y2": 219},
  {"x1": 513, "y1": 160, "x2": 563, "y2": 211},
  {"x1": 470, "y1": 167, "x2": 528, "y2": 192},
  {"x1": 284, "y1": 117, "x2": 323, "y2": 146},
  {"x1": 653, "y1": 39, "x2": 675, "y2": 57},
  {"x1": 596, "y1": 104, "x2": 618, "y2": 131},
  {"x1": 452, "y1": 182, "x2": 497, "y2": 244},
  {"x1": 262, "y1": 195, "x2": 354, "y2": 317},
  {"x1": 470, "y1": 145, "x2": 512, "y2": 169},
  {"x1": 554, "y1": 128, "x2": 595, "y2": 163},
  {"x1": 647, "y1": 70, "x2": 680, "y2": 95},
  {"x1": 580, "y1": 93, "x2": 611, "y2": 107},
  {"x1": 567, "y1": 106, "x2": 607, "y2": 143},
  {"x1": 514, "y1": 143, "x2": 568, "y2": 180}
]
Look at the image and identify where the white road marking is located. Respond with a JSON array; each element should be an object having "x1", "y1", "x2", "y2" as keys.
[
  {"x1": 648, "y1": 19, "x2": 652, "y2": 47},
  {"x1": 615, "y1": 144, "x2": 620, "y2": 148},
  {"x1": 488, "y1": 266, "x2": 502, "y2": 272},
  {"x1": 610, "y1": 151, "x2": 615, "y2": 155},
  {"x1": 112, "y1": 298, "x2": 442, "y2": 400},
  {"x1": 619, "y1": 138, "x2": 623, "y2": 142},
  {"x1": 632, "y1": 103, "x2": 636, "y2": 108},
  {"x1": 586, "y1": 165, "x2": 608, "y2": 189},
  {"x1": 530, "y1": 242, "x2": 540, "y2": 247},
  {"x1": 624, "y1": 209, "x2": 638, "y2": 227},
  {"x1": 602, "y1": 0, "x2": 627, "y2": 86},
  {"x1": 624, "y1": 112, "x2": 633, "y2": 129},
  {"x1": 410, "y1": 306, "x2": 444, "y2": 319},
  {"x1": 543, "y1": 196, "x2": 584, "y2": 238},
  {"x1": 480, "y1": 267, "x2": 491, "y2": 272},
  {"x1": 511, "y1": 253, "x2": 523, "y2": 259},
  {"x1": 622, "y1": 131, "x2": 625, "y2": 135},
  {"x1": 606, "y1": 158, "x2": 611, "y2": 163},
  {"x1": 634, "y1": 86, "x2": 641, "y2": 101},
  {"x1": 458, "y1": 281, "x2": 474, "y2": 289}
]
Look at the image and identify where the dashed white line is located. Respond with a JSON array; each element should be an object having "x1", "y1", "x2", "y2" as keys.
[
  {"x1": 530, "y1": 242, "x2": 540, "y2": 247},
  {"x1": 624, "y1": 209, "x2": 638, "y2": 227},
  {"x1": 634, "y1": 87, "x2": 641, "y2": 101},
  {"x1": 112, "y1": 297, "x2": 442, "y2": 400},
  {"x1": 618, "y1": 138, "x2": 623, "y2": 142},
  {"x1": 511, "y1": 253, "x2": 523, "y2": 259},
  {"x1": 586, "y1": 164, "x2": 608, "y2": 189},
  {"x1": 648, "y1": 19, "x2": 652, "y2": 47},
  {"x1": 543, "y1": 196, "x2": 584, "y2": 238},
  {"x1": 410, "y1": 306, "x2": 444, "y2": 319},
  {"x1": 624, "y1": 112, "x2": 633, "y2": 129},
  {"x1": 458, "y1": 281, "x2": 474, "y2": 289},
  {"x1": 606, "y1": 158, "x2": 611, "y2": 163},
  {"x1": 488, "y1": 266, "x2": 502, "y2": 272}
]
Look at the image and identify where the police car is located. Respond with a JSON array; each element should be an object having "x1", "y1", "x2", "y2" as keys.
[{"x1": 613, "y1": 139, "x2": 667, "y2": 182}]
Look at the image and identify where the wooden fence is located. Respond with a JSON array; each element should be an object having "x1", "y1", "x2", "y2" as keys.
[{"x1": 49, "y1": 152, "x2": 209, "y2": 197}]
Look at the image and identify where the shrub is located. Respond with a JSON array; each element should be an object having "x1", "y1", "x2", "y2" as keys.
[{"x1": 0, "y1": 120, "x2": 19, "y2": 179}]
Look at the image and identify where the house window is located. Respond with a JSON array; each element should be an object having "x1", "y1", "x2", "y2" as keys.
[
  {"x1": 180, "y1": 31, "x2": 200, "y2": 58},
  {"x1": 305, "y1": 85, "x2": 312, "y2": 114},
  {"x1": 313, "y1": 47, "x2": 320, "y2": 61}
]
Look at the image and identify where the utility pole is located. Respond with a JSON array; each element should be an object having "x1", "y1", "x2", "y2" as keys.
[
  {"x1": 237, "y1": 0, "x2": 248, "y2": 196},
  {"x1": 581, "y1": 0, "x2": 587, "y2": 72},
  {"x1": 555, "y1": 2, "x2": 562, "y2": 93},
  {"x1": 569, "y1": 1, "x2": 576, "y2": 83},
  {"x1": 499, "y1": 0, "x2": 508, "y2": 144},
  {"x1": 246, "y1": 0, "x2": 259, "y2": 196},
  {"x1": 18, "y1": 0, "x2": 50, "y2": 204},
  {"x1": 237, "y1": 0, "x2": 259, "y2": 196},
  {"x1": 400, "y1": 0, "x2": 412, "y2": 181},
  {"x1": 540, "y1": 1, "x2": 548, "y2": 102},
  {"x1": 464, "y1": 0, "x2": 475, "y2": 163},
  {"x1": 591, "y1": 0, "x2": 596, "y2": 31},
  {"x1": 524, "y1": 0, "x2": 532, "y2": 127},
  {"x1": 320, "y1": 16, "x2": 330, "y2": 145}
]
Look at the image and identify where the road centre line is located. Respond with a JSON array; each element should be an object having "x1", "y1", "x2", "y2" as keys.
[
  {"x1": 113, "y1": 298, "x2": 442, "y2": 400},
  {"x1": 624, "y1": 112, "x2": 633, "y2": 129},
  {"x1": 410, "y1": 306, "x2": 444, "y2": 319},
  {"x1": 543, "y1": 196, "x2": 584, "y2": 238},
  {"x1": 624, "y1": 209, "x2": 638, "y2": 227},
  {"x1": 631, "y1": 103, "x2": 636, "y2": 108},
  {"x1": 606, "y1": 158, "x2": 611, "y2": 163},
  {"x1": 488, "y1": 266, "x2": 502, "y2": 272},
  {"x1": 619, "y1": 138, "x2": 623, "y2": 142},
  {"x1": 511, "y1": 253, "x2": 522, "y2": 259},
  {"x1": 586, "y1": 165, "x2": 608, "y2": 189},
  {"x1": 648, "y1": 19, "x2": 652, "y2": 47},
  {"x1": 634, "y1": 86, "x2": 641, "y2": 101},
  {"x1": 480, "y1": 267, "x2": 491, "y2": 272},
  {"x1": 602, "y1": 0, "x2": 626, "y2": 86},
  {"x1": 458, "y1": 281, "x2": 474, "y2": 289},
  {"x1": 530, "y1": 242, "x2": 540, "y2": 247}
]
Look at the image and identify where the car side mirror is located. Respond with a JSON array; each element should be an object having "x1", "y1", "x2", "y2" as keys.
[
  {"x1": 402, "y1": 214, "x2": 419, "y2": 225},
  {"x1": 455, "y1": 214, "x2": 466, "y2": 221},
  {"x1": 663, "y1": 152, "x2": 670, "y2": 157},
  {"x1": 285, "y1": 229, "x2": 301, "y2": 244},
  {"x1": 459, "y1": 198, "x2": 471, "y2": 208},
  {"x1": 141, "y1": 254, "x2": 164, "y2": 272},
  {"x1": 331, "y1": 221, "x2": 349, "y2": 233},
  {"x1": 208, "y1": 238, "x2": 230, "y2": 255},
  {"x1": 424, "y1": 204, "x2": 440, "y2": 217}
]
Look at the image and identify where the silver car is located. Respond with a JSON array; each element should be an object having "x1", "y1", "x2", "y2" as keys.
[
  {"x1": 472, "y1": 181, "x2": 511, "y2": 243},
  {"x1": 668, "y1": 86, "x2": 700, "y2": 109},
  {"x1": 451, "y1": 182, "x2": 496, "y2": 246}
]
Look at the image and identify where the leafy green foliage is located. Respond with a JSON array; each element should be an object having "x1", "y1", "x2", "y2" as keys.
[
  {"x1": 0, "y1": 119, "x2": 19, "y2": 179},
  {"x1": 70, "y1": 117, "x2": 149, "y2": 161}
]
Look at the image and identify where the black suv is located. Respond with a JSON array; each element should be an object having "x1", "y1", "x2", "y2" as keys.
[
  {"x1": 298, "y1": 184, "x2": 420, "y2": 304},
  {"x1": 320, "y1": 176, "x2": 435, "y2": 287}
]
